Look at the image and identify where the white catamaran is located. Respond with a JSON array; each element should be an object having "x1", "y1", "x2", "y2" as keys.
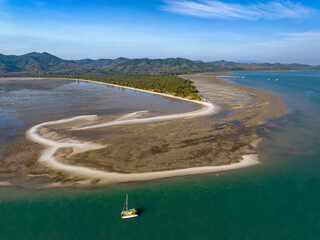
[{"x1": 121, "y1": 194, "x2": 138, "y2": 219}]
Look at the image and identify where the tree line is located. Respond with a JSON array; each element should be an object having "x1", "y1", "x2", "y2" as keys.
[{"x1": 73, "y1": 74, "x2": 201, "y2": 100}]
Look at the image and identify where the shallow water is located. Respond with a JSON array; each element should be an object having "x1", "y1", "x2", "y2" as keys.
[
  {"x1": 0, "y1": 73, "x2": 320, "y2": 240},
  {"x1": 0, "y1": 79, "x2": 200, "y2": 154}
]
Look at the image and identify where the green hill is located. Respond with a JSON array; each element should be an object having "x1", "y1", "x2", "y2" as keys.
[
  {"x1": 101, "y1": 58, "x2": 214, "y2": 74},
  {"x1": 70, "y1": 57, "x2": 129, "y2": 68},
  {"x1": 0, "y1": 52, "x2": 319, "y2": 77},
  {"x1": 0, "y1": 52, "x2": 87, "y2": 77}
]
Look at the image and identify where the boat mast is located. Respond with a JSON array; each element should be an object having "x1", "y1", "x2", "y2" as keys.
[{"x1": 126, "y1": 194, "x2": 128, "y2": 211}]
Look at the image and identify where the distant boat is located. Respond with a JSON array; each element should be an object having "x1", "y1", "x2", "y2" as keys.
[{"x1": 121, "y1": 194, "x2": 138, "y2": 219}]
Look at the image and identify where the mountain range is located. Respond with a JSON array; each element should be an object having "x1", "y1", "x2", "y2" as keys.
[{"x1": 0, "y1": 52, "x2": 319, "y2": 77}]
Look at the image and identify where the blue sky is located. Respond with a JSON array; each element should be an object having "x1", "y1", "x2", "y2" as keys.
[{"x1": 0, "y1": 0, "x2": 320, "y2": 64}]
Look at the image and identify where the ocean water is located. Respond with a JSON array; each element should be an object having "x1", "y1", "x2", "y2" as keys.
[{"x1": 0, "y1": 72, "x2": 319, "y2": 240}]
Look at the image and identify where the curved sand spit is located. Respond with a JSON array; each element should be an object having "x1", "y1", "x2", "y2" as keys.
[{"x1": 26, "y1": 81, "x2": 259, "y2": 185}]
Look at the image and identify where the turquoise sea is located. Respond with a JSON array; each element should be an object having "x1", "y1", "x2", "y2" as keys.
[{"x1": 0, "y1": 71, "x2": 319, "y2": 240}]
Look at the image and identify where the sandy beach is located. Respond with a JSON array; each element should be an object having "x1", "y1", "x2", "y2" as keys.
[
  {"x1": 0, "y1": 75, "x2": 287, "y2": 186},
  {"x1": 24, "y1": 91, "x2": 259, "y2": 185},
  {"x1": 181, "y1": 72, "x2": 287, "y2": 126}
]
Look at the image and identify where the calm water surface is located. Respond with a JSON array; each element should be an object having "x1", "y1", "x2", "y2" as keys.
[
  {"x1": 0, "y1": 73, "x2": 319, "y2": 240},
  {"x1": 0, "y1": 79, "x2": 199, "y2": 154}
]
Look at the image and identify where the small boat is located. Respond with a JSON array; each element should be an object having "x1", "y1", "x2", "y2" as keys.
[{"x1": 121, "y1": 194, "x2": 138, "y2": 219}]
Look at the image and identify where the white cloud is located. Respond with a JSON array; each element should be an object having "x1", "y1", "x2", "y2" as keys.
[
  {"x1": 162, "y1": 0, "x2": 315, "y2": 20},
  {"x1": 253, "y1": 31, "x2": 320, "y2": 64},
  {"x1": 279, "y1": 31, "x2": 320, "y2": 41},
  {"x1": 257, "y1": 31, "x2": 320, "y2": 46}
]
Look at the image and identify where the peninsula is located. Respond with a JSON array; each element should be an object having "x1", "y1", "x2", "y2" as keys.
[{"x1": 0, "y1": 53, "x2": 288, "y2": 186}]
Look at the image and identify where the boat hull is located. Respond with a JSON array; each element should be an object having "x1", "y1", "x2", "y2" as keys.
[{"x1": 121, "y1": 214, "x2": 138, "y2": 219}]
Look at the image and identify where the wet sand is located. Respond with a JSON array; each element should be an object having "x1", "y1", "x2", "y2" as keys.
[
  {"x1": 181, "y1": 72, "x2": 287, "y2": 127},
  {"x1": 0, "y1": 75, "x2": 287, "y2": 186},
  {"x1": 25, "y1": 103, "x2": 260, "y2": 186}
]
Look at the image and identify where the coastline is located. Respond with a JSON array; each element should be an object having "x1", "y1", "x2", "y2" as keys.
[
  {"x1": 0, "y1": 74, "x2": 287, "y2": 186},
  {"x1": 22, "y1": 77, "x2": 255, "y2": 186},
  {"x1": 0, "y1": 77, "x2": 202, "y2": 102},
  {"x1": 24, "y1": 104, "x2": 259, "y2": 186},
  {"x1": 44, "y1": 154, "x2": 259, "y2": 187},
  {"x1": 181, "y1": 72, "x2": 287, "y2": 126}
]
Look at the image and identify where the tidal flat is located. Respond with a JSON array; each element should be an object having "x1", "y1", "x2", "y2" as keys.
[
  {"x1": 1, "y1": 71, "x2": 319, "y2": 240},
  {"x1": 0, "y1": 76, "x2": 286, "y2": 186}
]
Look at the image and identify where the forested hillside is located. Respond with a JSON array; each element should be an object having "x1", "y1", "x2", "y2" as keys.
[{"x1": 1, "y1": 52, "x2": 319, "y2": 77}]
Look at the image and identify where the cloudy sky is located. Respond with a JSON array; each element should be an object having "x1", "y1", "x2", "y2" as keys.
[{"x1": 0, "y1": 0, "x2": 319, "y2": 64}]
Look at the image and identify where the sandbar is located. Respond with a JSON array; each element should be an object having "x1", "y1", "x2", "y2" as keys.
[{"x1": 0, "y1": 75, "x2": 287, "y2": 186}]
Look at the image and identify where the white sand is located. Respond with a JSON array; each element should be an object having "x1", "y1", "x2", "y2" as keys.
[
  {"x1": 25, "y1": 80, "x2": 259, "y2": 186},
  {"x1": 0, "y1": 181, "x2": 14, "y2": 186},
  {"x1": 45, "y1": 154, "x2": 259, "y2": 187}
]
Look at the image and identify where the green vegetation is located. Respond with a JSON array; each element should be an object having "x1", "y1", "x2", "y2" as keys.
[
  {"x1": 99, "y1": 58, "x2": 215, "y2": 74},
  {"x1": 1, "y1": 52, "x2": 319, "y2": 77},
  {"x1": 1, "y1": 52, "x2": 320, "y2": 100},
  {"x1": 77, "y1": 74, "x2": 201, "y2": 100},
  {"x1": 0, "y1": 52, "x2": 88, "y2": 77},
  {"x1": 0, "y1": 52, "x2": 202, "y2": 99}
]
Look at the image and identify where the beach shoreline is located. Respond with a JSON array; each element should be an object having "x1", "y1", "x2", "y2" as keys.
[
  {"x1": 24, "y1": 99, "x2": 259, "y2": 186},
  {"x1": 1, "y1": 74, "x2": 287, "y2": 186},
  {"x1": 43, "y1": 154, "x2": 259, "y2": 187},
  {"x1": 23, "y1": 77, "x2": 242, "y2": 186},
  {"x1": 0, "y1": 76, "x2": 204, "y2": 102}
]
